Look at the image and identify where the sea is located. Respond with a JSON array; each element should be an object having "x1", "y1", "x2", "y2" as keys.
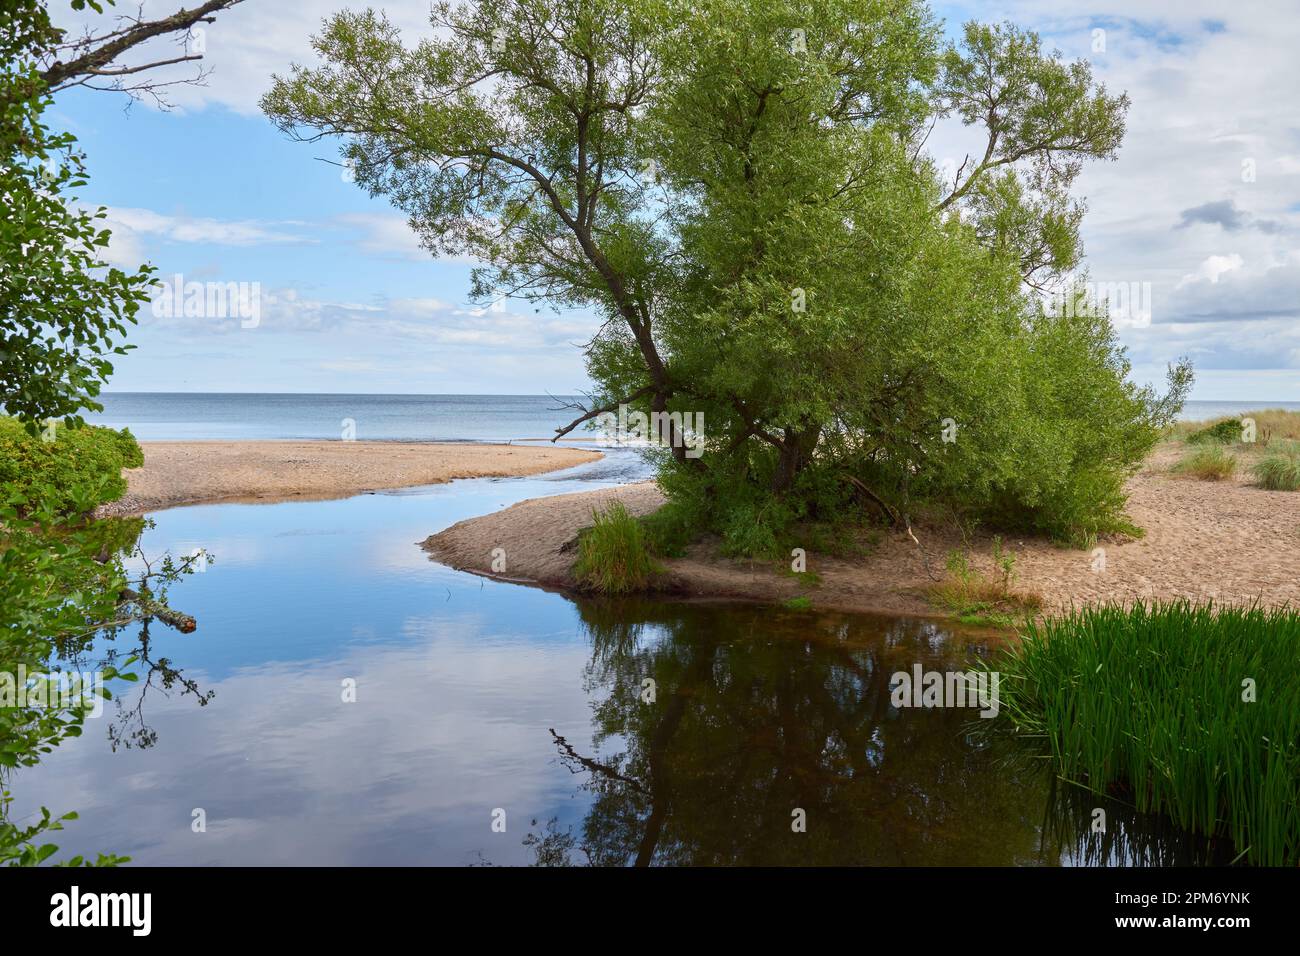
[
  {"x1": 88, "y1": 392, "x2": 594, "y2": 442},
  {"x1": 85, "y1": 393, "x2": 1300, "y2": 442}
]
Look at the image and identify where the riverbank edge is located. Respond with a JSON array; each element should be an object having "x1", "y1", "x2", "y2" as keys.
[
  {"x1": 96, "y1": 440, "x2": 604, "y2": 517},
  {"x1": 421, "y1": 442, "x2": 1300, "y2": 620}
]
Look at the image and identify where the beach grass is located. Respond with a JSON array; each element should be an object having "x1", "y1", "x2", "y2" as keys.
[
  {"x1": 573, "y1": 501, "x2": 659, "y2": 594},
  {"x1": 1251, "y1": 452, "x2": 1300, "y2": 491},
  {"x1": 1170, "y1": 408, "x2": 1300, "y2": 445},
  {"x1": 1171, "y1": 445, "x2": 1237, "y2": 480},
  {"x1": 987, "y1": 601, "x2": 1300, "y2": 865}
]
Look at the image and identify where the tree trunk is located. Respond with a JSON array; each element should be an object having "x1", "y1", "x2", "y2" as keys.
[{"x1": 771, "y1": 425, "x2": 820, "y2": 495}]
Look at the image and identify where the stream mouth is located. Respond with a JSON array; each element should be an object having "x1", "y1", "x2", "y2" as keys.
[{"x1": 10, "y1": 451, "x2": 1224, "y2": 866}]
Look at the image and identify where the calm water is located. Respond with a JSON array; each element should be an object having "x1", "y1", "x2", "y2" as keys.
[
  {"x1": 10, "y1": 451, "x2": 1222, "y2": 866},
  {"x1": 89, "y1": 393, "x2": 594, "y2": 442},
  {"x1": 1182, "y1": 400, "x2": 1300, "y2": 422},
  {"x1": 86, "y1": 392, "x2": 1300, "y2": 441}
]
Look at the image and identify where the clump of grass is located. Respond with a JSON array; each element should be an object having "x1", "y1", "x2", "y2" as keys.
[
  {"x1": 1252, "y1": 453, "x2": 1300, "y2": 491},
  {"x1": 928, "y1": 539, "x2": 1042, "y2": 628},
  {"x1": 573, "y1": 501, "x2": 658, "y2": 594},
  {"x1": 779, "y1": 567, "x2": 822, "y2": 587},
  {"x1": 1171, "y1": 445, "x2": 1237, "y2": 481},
  {"x1": 987, "y1": 601, "x2": 1300, "y2": 865},
  {"x1": 783, "y1": 595, "x2": 812, "y2": 611}
]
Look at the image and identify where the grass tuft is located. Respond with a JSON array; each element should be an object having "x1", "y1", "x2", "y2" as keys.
[
  {"x1": 987, "y1": 601, "x2": 1300, "y2": 865},
  {"x1": 1252, "y1": 453, "x2": 1300, "y2": 491},
  {"x1": 928, "y1": 540, "x2": 1042, "y2": 628},
  {"x1": 573, "y1": 501, "x2": 658, "y2": 594},
  {"x1": 1171, "y1": 446, "x2": 1237, "y2": 481}
]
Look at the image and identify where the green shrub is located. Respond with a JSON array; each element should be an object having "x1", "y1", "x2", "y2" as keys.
[
  {"x1": 0, "y1": 416, "x2": 142, "y2": 515},
  {"x1": 573, "y1": 501, "x2": 658, "y2": 594},
  {"x1": 1171, "y1": 446, "x2": 1237, "y2": 481},
  {"x1": 638, "y1": 497, "x2": 702, "y2": 558},
  {"x1": 1185, "y1": 418, "x2": 1243, "y2": 445},
  {"x1": 1252, "y1": 453, "x2": 1300, "y2": 491},
  {"x1": 988, "y1": 602, "x2": 1300, "y2": 865}
]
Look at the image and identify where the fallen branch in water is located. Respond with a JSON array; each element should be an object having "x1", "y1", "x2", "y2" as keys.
[{"x1": 119, "y1": 588, "x2": 196, "y2": 633}]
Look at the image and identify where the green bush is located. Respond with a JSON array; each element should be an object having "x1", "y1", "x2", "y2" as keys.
[
  {"x1": 1252, "y1": 453, "x2": 1300, "y2": 491},
  {"x1": 1171, "y1": 446, "x2": 1237, "y2": 481},
  {"x1": 988, "y1": 602, "x2": 1300, "y2": 865},
  {"x1": 1185, "y1": 418, "x2": 1243, "y2": 445},
  {"x1": 0, "y1": 416, "x2": 142, "y2": 515},
  {"x1": 638, "y1": 496, "x2": 703, "y2": 558},
  {"x1": 573, "y1": 501, "x2": 658, "y2": 594}
]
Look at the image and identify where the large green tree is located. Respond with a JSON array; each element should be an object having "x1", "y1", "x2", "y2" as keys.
[{"x1": 264, "y1": 0, "x2": 1190, "y2": 547}]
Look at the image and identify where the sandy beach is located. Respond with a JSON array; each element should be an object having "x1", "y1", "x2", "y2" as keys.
[
  {"x1": 96, "y1": 440, "x2": 603, "y2": 516},
  {"x1": 422, "y1": 442, "x2": 1300, "y2": 618}
]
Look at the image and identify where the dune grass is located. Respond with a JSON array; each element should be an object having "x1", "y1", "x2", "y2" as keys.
[
  {"x1": 1251, "y1": 453, "x2": 1300, "y2": 491},
  {"x1": 1170, "y1": 408, "x2": 1300, "y2": 445},
  {"x1": 1170, "y1": 445, "x2": 1237, "y2": 480},
  {"x1": 573, "y1": 501, "x2": 659, "y2": 594},
  {"x1": 988, "y1": 602, "x2": 1300, "y2": 865}
]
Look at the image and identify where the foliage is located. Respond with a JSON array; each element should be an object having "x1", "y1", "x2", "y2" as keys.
[
  {"x1": 986, "y1": 602, "x2": 1300, "y2": 865},
  {"x1": 1, "y1": 0, "x2": 155, "y2": 426},
  {"x1": 0, "y1": 416, "x2": 142, "y2": 515},
  {"x1": 264, "y1": 0, "x2": 1188, "y2": 557},
  {"x1": 1171, "y1": 445, "x2": 1237, "y2": 481},
  {"x1": 636, "y1": 495, "x2": 704, "y2": 559},
  {"x1": 1185, "y1": 418, "x2": 1243, "y2": 445},
  {"x1": 574, "y1": 501, "x2": 659, "y2": 594},
  {"x1": 1251, "y1": 453, "x2": 1300, "y2": 492}
]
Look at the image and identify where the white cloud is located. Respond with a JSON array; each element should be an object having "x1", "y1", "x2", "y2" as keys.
[
  {"x1": 334, "y1": 212, "x2": 428, "y2": 261},
  {"x1": 105, "y1": 206, "x2": 311, "y2": 247},
  {"x1": 51, "y1": 1, "x2": 440, "y2": 116},
  {"x1": 1178, "y1": 253, "x2": 1244, "y2": 287}
]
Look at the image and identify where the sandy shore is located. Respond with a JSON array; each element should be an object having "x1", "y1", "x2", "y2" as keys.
[
  {"x1": 422, "y1": 442, "x2": 1300, "y2": 617},
  {"x1": 97, "y1": 441, "x2": 602, "y2": 516}
]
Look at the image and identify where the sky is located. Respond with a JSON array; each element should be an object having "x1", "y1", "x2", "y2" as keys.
[{"x1": 46, "y1": 0, "x2": 1300, "y2": 398}]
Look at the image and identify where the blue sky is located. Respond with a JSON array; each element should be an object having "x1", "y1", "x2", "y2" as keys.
[{"x1": 49, "y1": 0, "x2": 1300, "y2": 398}]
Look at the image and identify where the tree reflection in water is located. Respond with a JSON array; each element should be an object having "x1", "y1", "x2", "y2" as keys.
[
  {"x1": 529, "y1": 599, "x2": 1225, "y2": 867},
  {"x1": 53, "y1": 517, "x2": 214, "y2": 753}
]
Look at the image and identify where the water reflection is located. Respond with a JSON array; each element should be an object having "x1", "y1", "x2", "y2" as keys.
[
  {"x1": 8, "y1": 451, "x2": 1225, "y2": 866},
  {"x1": 519, "y1": 599, "x2": 1230, "y2": 867}
]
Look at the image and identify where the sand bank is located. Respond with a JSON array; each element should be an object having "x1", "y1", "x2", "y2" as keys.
[
  {"x1": 422, "y1": 443, "x2": 1300, "y2": 618},
  {"x1": 97, "y1": 441, "x2": 602, "y2": 517}
]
